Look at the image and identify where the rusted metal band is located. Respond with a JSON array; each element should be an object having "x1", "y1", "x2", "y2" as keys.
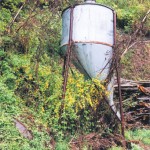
[
  {"x1": 74, "y1": 41, "x2": 113, "y2": 47},
  {"x1": 61, "y1": 41, "x2": 113, "y2": 47}
]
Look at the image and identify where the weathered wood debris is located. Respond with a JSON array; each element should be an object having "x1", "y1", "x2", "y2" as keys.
[{"x1": 114, "y1": 78, "x2": 150, "y2": 127}]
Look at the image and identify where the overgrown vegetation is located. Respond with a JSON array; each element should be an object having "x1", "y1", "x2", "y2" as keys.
[{"x1": 0, "y1": 0, "x2": 150, "y2": 149}]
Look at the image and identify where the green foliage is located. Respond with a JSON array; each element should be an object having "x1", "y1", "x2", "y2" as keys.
[
  {"x1": 55, "y1": 141, "x2": 70, "y2": 150},
  {"x1": 97, "y1": 0, "x2": 150, "y2": 32},
  {"x1": 121, "y1": 50, "x2": 134, "y2": 79},
  {"x1": 0, "y1": 8, "x2": 11, "y2": 32},
  {"x1": 125, "y1": 129, "x2": 150, "y2": 150},
  {"x1": 125, "y1": 129, "x2": 150, "y2": 145},
  {"x1": 1, "y1": 105, "x2": 52, "y2": 150},
  {"x1": 0, "y1": 52, "x2": 52, "y2": 150},
  {"x1": 131, "y1": 143, "x2": 143, "y2": 150},
  {"x1": 0, "y1": 115, "x2": 52, "y2": 150},
  {"x1": 110, "y1": 128, "x2": 150, "y2": 150},
  {"x1": 0, "y1": 47, "x2": 108, "y2": 143},
  {"x1": 108, "y1": 147, "x2": 123, "y2": 150}
]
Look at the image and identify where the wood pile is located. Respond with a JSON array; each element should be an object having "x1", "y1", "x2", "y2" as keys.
[{"x1": 114, "y1": 78, "x2": 150, "y2": 127}]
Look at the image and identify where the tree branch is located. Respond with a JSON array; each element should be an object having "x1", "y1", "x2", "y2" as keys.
[
  {"x1": 121, "y1": 9, "x2": 150, "y2": 58},
  {"x1": 8, "y1": 2, "x2": 25, "y2": 29}
]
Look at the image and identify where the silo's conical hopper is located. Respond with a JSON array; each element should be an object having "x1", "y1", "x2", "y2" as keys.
[{"x1": 61, "y1": 0, "x2": 120, "y2": 119}]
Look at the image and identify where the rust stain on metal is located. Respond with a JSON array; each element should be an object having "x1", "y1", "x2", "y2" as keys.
[
  {"x1": 61, "y1": 41, "x2": 113, "y2": 47},
  {"x1": 74, "y1": 41, "x2": 113, "y2": 47}
]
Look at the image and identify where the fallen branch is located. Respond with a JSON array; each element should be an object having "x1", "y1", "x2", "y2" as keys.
[
  {"x1": 16, "y1": 1, "x2": 39, "y2": 33},
  {"x1": 8, "y1": 2, "x2": 25, "y2": 29},
  {"x1": 16, "y1": 12, "x2": 36, "y2": 33}
]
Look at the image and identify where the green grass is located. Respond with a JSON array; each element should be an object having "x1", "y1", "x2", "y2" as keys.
[
  {"x1": 55, "y1": 141, "x2": 70, "y2": 150},
  {"x1": 108, "y1": 146, "x2": 123, "y2": 150},
  {"x1": 131, "y1": 143, "x2": 143, "y2": 150},
  {"x1": 0, "y1": 105, "x2": 52, "y2": 150},
  {"x1": 1, "y1": 99, "x2": 150, "y2": 150},
  {"x1": 125, "y1": 129, "x2": 150, "y2": 145},
  {"x1": 108, "y1": 129, "x2": 150, "y2": 150},
  {"x1": 0, "y1": 87, "x2": 52, "y2": 150}
]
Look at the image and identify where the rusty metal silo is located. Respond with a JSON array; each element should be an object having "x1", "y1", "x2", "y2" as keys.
[{"x1": 60, "y1": 0, "x2": 120, "y2": 119}]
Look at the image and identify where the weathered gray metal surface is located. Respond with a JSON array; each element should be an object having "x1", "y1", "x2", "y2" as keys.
[
  {"x1": 61, "y1": 43, "x2": 112, "y2": 81},
  {"x1": 61, "y1": 4, "x2": 114, "y2": 78},
  {"x1": 61, "y1": 5, "x2": 114, "y2": 48}
]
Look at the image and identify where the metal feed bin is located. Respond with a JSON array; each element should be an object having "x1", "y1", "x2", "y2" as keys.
[{"x1": 61, "y1": 0, "x2": 120, "y2": 119}]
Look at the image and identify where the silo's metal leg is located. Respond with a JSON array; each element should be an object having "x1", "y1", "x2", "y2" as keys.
[
  {"x1": 62, "y1": 55, "x2": 67, "y2": 99},
  {"x1": 116, "y1": 64, "x2": 125, "y2": 137},
  {"x1": 60, "y1": 48, "x2": 72, "y2": 120},
  {"x1": 60, "y1": 7, "x2": 74, "y2": 121},
  {"x1": 62, "y1": 50, "x2": 72, "y2": 100},
  {"x1": 61, "y1": 7, "x2": 74, "y2": 100}
]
